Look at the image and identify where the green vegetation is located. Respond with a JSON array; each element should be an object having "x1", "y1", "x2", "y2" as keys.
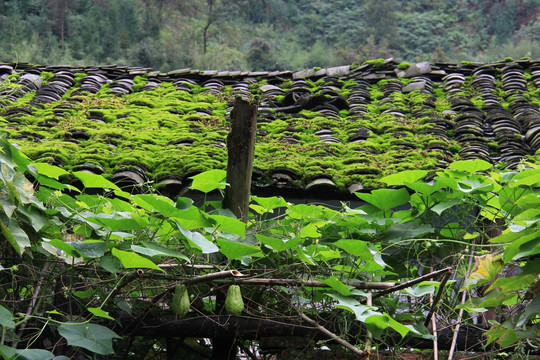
[
  {"x1": 364, "y1": 58, "x2": 386, "y2": 68},
  {"x1": 397, "y1": 61, "x2": 410, "y2": 70},
  {"x1": 1, "y1": 138, "x2": 539, "y2": 358},
  {"x1": 1, "y1": 0, "x2": 539, "y2": 71},
  {"x1": 3, "y1": 69, "x2": 479, "y2": 192}
]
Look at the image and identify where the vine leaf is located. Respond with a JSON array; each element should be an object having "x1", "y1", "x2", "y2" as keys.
[
  {"x1": 320, "y1": 276, "x2": 353, "y2": 296},
  {"x1": 207, "y1": 214, "x2": 246, "y2": 237},
  {"x1": 332, "y1": 239, "x2": 372, "y2": 259},
  {"x1": 449, "y1": 159, "x2": 492, "y2": 173},
  {"x1": 88, "y1": 307, "x2": 114, "y2": 320},
  {"x1": 31, "y1": 162, "x2": 69, "y2": 180},
  {"x1": 216, "y1": 239, "x2": 263, "y2": 260},
  {"x1": 178, "y1": 228, "x2": 219, "y2": 254},
  {"x1": 0, "y1": 305, "x2": 15, "y2": 329},
  {"x1": 355, "y1": 188, "x2": 410, "y2": 211},
  {"x1": 73, "y1": 171, "x2": 120, "y2": 190},
  {"x1": 380, "y1": 170, "x2": 428, "y2": 186},
  {"x1": 0, "y1": 345, "x2": 56, "y2": 360},
  {"x1": 58, "y1": 323, "x2": 121, "y2": 355},
  {"x1": 2, "y1": 220, "x2": 31, "y2": 256},
  {"x1": 251, "y1": 196, "x2": 288, "y2": 213},
  {"x1": 189, "y1": 169, "x2": 228, "y2": 193},
  {"x1": 131, "y1": 242, "x2": 189, "y2": 261},
  {"x1": 465, "y1": 254, "x2": 504, "y2": 289},
  {"x1": 112, "y1": 248, "x2": 165, "y2": 272}
]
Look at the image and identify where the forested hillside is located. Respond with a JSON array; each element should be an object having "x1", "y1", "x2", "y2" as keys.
[{"x1": 1, "y1": 0, "x2": 540, "y2": 71}]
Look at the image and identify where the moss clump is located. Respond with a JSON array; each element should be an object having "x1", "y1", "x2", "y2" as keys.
[
  {"x1": 40, "y1": 71, "x2": 55, "y2": 82},
  {"x1": 397, "y1": 62, "x2": 410, "y2": 70},
  {"x1": 364, "y1": 58, "x2": 385, "y2": 69}
]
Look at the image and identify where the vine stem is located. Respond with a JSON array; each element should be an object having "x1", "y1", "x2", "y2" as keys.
[
  {"x1": 372, "y1": 266, "x2": 453, "y2": 300},
  {"x1": 423, "y1": 270, "x2": 452, "y2": 328},
  {"x1": 13, "y1": 262, "x2": 49, "y2": 348},
  {"x1": 365, "y1": 291, "x2": 372, "y2": 354},
  {"x1": 448, "y1": 248, "x2": 475, "y2": 360},
  {"x1": 298, "y1": 312, "x2": 364, "y2": 357},
  {"x1": 430, "y1": 262, "x2": 439, "y2": 360},
  {"x1": 226, "y1": 278, "x2": 395, "y2": 290}
]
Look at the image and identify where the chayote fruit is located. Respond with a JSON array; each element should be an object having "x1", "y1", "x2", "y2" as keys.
[
  {"x1": 224, "y1": 285, "x2": 244, "y2": 315},
  {"x1": 171, "y1": 284, "x2": 190, "y2": 317}
]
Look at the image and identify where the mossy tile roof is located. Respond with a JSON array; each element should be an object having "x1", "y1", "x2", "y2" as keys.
[{"x1": 1, "y1": 59, "x2": 539, "y2": 198}]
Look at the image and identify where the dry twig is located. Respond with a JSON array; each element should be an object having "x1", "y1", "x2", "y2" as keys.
[{"x1": 298, "y1": 312, "x2": 364, "y2": 357}]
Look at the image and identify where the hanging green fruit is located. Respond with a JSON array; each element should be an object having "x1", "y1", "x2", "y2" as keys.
[
  {"x1": 171, "y1": 284, "x2": 190, "y2": 317},
  {"x1": 224, "y1": 284, "x2": 244, "y2": 315}
]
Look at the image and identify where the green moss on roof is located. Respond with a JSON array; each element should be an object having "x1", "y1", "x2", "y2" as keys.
[{"x1": 1, "y1": 59, "x2": 540, "y2": 195}]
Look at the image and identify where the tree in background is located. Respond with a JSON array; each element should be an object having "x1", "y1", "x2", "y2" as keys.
[{"x1": 1, "y1": 0, "x2": 540, "y2": 70}]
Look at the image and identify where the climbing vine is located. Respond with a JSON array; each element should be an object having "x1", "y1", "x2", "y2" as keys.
[{"x1": 0, "y1": 137, "x2": 539, "y2": 358}]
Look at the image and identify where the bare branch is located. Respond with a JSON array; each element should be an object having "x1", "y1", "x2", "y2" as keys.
[
  {"x1": 372, "y1": 266, "x2": 453, "y2": 300},
  {"x1": 298, "y1": 312, "x2": 364, "y2": 357}
]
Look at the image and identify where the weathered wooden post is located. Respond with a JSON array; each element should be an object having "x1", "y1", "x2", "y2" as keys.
[
  {"x1": 222, "y1": 96, "x2": 259, "y2": 222},
  {"x1": 213, "y1": 96, "x2": 258, "y2": 360}
]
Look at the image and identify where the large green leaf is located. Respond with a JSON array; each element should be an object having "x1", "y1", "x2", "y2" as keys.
[
  {"x1": 251, "y1": 196, "x2": 288, "y2": 213},
  {"x1": 0, "y1": 305, "x2": 15, "y2": 329},
  {"x1": 11, "y1": 172, "x2": 34, "y2": 204},
  {"x1": 0, "y1": 195, "x2": 16, "y2": 218},
  {"x1": 449, "y1": 159, "x2": 492, "y2": 173},
  {"x1": 131, "y1": 242, "x2": 189, "y2": 261},
  {"x1": 178, "y1": 227, "x2": 219, "y2": 253},
  {"x1": 216, "y1": 239, "x2": 263, "y2": 260},
  {"x1": 328, "y1": 293, "x2": 380, "y2": 322},
  {"x1": 355, "y1": 188, "x2": 410, "y2": 211},
  {"x1": 32, "y1": 172, "x2": 73, "y2": 191},
  {"x1": 57, "y1": 323, "x2": 121, "y2": 355},
  {"x1": 189, "y1": 169, "x2": 227, "y2": 193},
  {"x1": 380, "y1": 222, "x2": 434, "y2": 243},
  {"x1": 173, "y1": 207, "x2": 211, "y2": 229},
  {"x1": 207, "y1": 214, "x2": 246, "y2": 237},
  {"x1": 131, "y1": 194, "x2": 186, "y2": 217},
  {"x1": 31, "y1": 163, "x2": 69, "y2": 180},
  {"x1": 487, "y1": 274, "x2": 538, "y2": 293},
  {"x1": 0, "y1": 345, "x2": 55, "y2": 360},
  {"x1": 0, "y1": 137, "x2": 30, "y2": 169},
  {"x1": 70, "y1": 241, "x2": 106, "y2": 258},
  {"x1": 503, "y1": 233, "x2": 540, "y2": 262},
  {"x1": 2, "y1": 220, "x2": 31, "y2": 255},
  {"x1": 112, "y1": 248, "x2": 165, "y2": 272},
  {"x1": 86, "y1": 212, "x2": 146, "y2": 231},
  {"x1": 17, "y1": 205, "x2": 49, "y2": 232},
  {"x1": 402, "y1": 282, "x2": 437, "y2": 297},
  {"x1": 516, "y1": 295, "x2": 540, "y2": 327},
  {"x1": 509, "y1": 169, "x2": 540, "y2": 188},
  {"x1": 73, "y1": 171, "x2": 120, "y2": 190},
  {"x1": 87, "y1": 307, "x2": 114, "y2": 320},
  {"x1": 320, "y1": 276, "x2": 353, "y2": 296},
  {"x1": 287, "y1": 204, "x2": 334, "y2": 220},
  {"x1": 365, "y1": 313, "x2": 411, "y2": 338},
  {"x1": 431, "y1": 198, "x2": 460, "y2": 215},
  {"x1": 380, "y1": 170, "x2": 428, "y2": 186},
  {"x1": 332, "y1": 239, "x2": 372, "y2": 259},
  {"x1": 456, "y1": 179, "x2": 493, "y2": 193},
  {"x1": 256, "y1": 234, "x2": 302, "y2": 252}
]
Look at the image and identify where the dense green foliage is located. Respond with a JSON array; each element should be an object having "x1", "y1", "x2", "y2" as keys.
[
  {"x1": 1, "y1": 0, "x2": 540, "y2": 71},
  {"x1": 1, "y1": 134, "x2": 539, "y2": 358}
]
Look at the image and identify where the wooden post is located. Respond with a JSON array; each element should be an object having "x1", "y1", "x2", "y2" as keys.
[
  {"x1": 223, "y1": 96, "x2": 258, "y2": 223},
  {"x1": 214, "y1": 96, "x2": 258, "y2": 360}
]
